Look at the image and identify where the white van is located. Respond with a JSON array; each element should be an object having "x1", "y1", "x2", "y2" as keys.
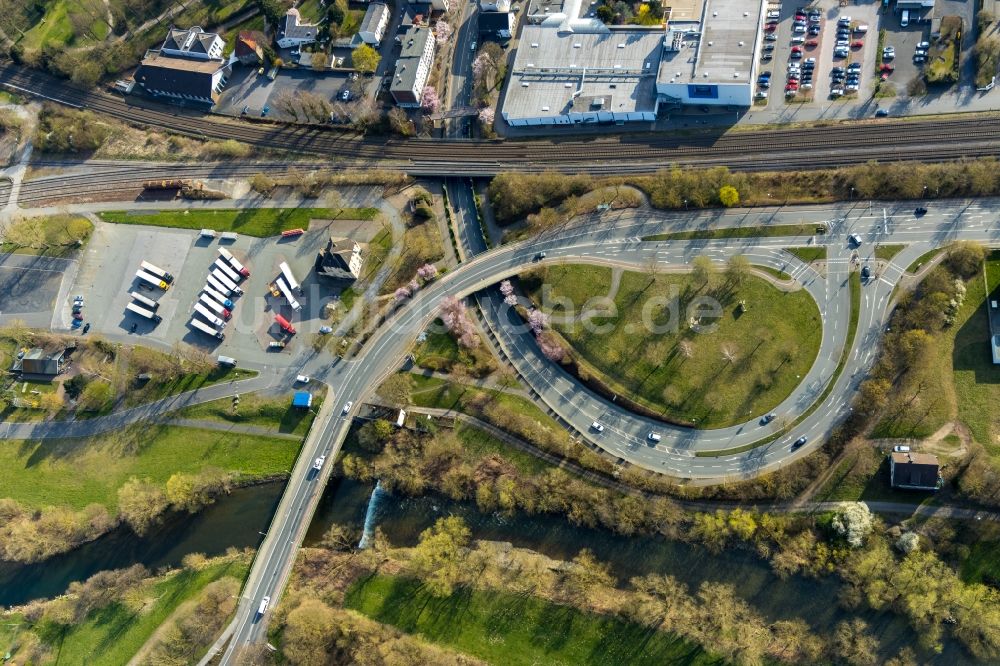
[
  {"x1": 200, "y1": 229, "x2": 216, "y2": 239},
  {"x1": 648, "y1": 432, "x2": 662, "y2": 443},
  {"x1": 901, "y1": 10, "x2": 909, "y2": 27},
  {"x1": 217, "y1": 355, "x2": 237, "y2": 367}
]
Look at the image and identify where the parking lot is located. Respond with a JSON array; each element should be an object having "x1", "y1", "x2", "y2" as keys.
[
  {"x1": 215, "y1": 67, "x2": 355, "y2": 122},
  {"x1": 0, "y1": 256, "x2": 68, "y2": 329},
  {"x1": 879, "y1": 9, "x2": 931, "y2": 96}
]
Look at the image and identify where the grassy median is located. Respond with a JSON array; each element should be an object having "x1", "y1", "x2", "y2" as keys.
[{"x1": 98, "y1": 207, "x2": 378, "y2": 237}]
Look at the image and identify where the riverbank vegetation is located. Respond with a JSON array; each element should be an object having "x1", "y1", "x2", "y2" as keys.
[
  {"x1": 277, "y1": 499, "x2": 1000, "y2": 666},
  {"x1": 1, "y1": 550, "x2": 250, "y2": 665},
  {"x1": 489, "y1": 159, "x2": 1000, "y2": 228},
  {"x1": 518, "y1": 263, "x2": 822, "y2": 428},
  {"x1": 0, "y1": 424, "x2": 299, "y2": 563}
]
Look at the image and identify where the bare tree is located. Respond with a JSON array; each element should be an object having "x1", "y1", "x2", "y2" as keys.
[{"x1": 720, "y1": 343, "x2": 738, "y2": 365}]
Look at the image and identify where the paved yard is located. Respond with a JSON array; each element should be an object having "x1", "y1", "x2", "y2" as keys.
[
  {"x1": 0, "y1": 256, "x2": 67, "y2": 328},
  {"x1": 215, "y1": 66, "x2": 353, "y2": 121}
]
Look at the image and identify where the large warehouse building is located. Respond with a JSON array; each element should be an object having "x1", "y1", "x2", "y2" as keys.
[{"x1": 500, "y1": 0, "x2": 764, "y2": 126}]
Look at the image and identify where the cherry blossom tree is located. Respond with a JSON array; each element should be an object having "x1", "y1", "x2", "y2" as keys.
[
  {"x1": 440, "y1": 296, "x2": 480, "y2": 348},
  {"x1": 394, "y1": 286, "x2": 411, "y2": 301},
  {"x1": 478, "y1": 106, "x2": 495, "y2": 126},
  {"x1": 408, "y1": 278, "x2": 420, "y2": 293},
  {"x1": 417, "y1": 263, "x2": 439, "y2": 281},
  {"x1": 420, "y1": 86, "x2": 440, "y2": 114},
  {"x1": 500, "y1": 279, "x2": 517, "y2": 306},
  {"x1": 435, "y1": 21, "x2": 452, "y2": 44}
]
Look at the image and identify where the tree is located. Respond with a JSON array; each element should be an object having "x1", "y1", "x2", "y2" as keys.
[
  {"x1": 420, "y1": 86, "x2": 440, "y2": 114},
  {"x1": 118, "y1": 477, "x2": 169, "y2": 535},
  {"x1": 857, "y1": 378, "x2": 890, "y2": 414},
  {"x1": 833, "y1": 619, "x2": 879, "y2": 666},
  {"x1": 377, "y1": 373, "x2": 411, "y2": 406},
  {"x1": 945, "y1": 241, "x2": 985, "y2": 278},
  {"x1": 387, "y1": 107, "x2": 414, "y2": 136},
  {"x1": 719, "y1": 185, "x2": 740, "y2": 207},
  {"x1": 410, "y1": 516, "x2": 471, "y2": 596},
  {"x1": 561, "y1": 548, "x2": 615, "y2": 603},
  {"x1": 311, "y1": 51, "x2": 329, "y2": 71},
  {"x1": 720, "y1": 343, "x2": 738, "y2": 365},
  {"x1": 434, "y1": 20, "x2": 452, "y2": 44},
  {"x1": 724, "y1": 254, "x2": 751, "y2": 287},
  {"x1": 255, "y1": 0, "x2": 288, "y2": 26},
  {"x1": 352, "y1": 44, "x2": 381, "y2": 73},
  {"x1": 38, "y1": 391, "x2": 63, "y2": 413},
  {"x1": 691, "y1": 255, "x2": 715, "y2": 285},
  {"x1": 282, "y1": 599, "x2": 338, "y2": 665},
  {"x1": 831, "y1": 502, "x2": 874, "y2": 548},
  {"x1": 250, "y1": 172, "x2": 276, "y2": 197},
  {"x1": 78, "y1": 379, "x2": 113, "y2": 411}
]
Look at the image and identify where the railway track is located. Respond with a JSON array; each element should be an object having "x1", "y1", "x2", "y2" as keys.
[{"x1": 3, "y1": 61, "x2": 1000, "y2": 176}]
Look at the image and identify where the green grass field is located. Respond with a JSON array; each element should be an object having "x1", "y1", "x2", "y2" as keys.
[
  {"x1": 643, "y1": 223, "x2": 823, "y2": 241},
  {"x1": 873, "y1": 254, "x2": 1000, "y2": 443},
  {"x1": 454, "y1": 423, "x2": 552, "y2": 476},
  {"x1": 0, "y1": 426, "x2": 300, "y2": 512},
  {"x1": 0, "y1": 214, "x2": 92, "y2": 257},
  {"x1": 784, "y1": 247, "x2": 826, "y2": 263},
  {"x1": 344, "y1": 575, "x2": 718, "y2": 666},
  {"x1": 98, "y1": 207, "x2": 378, "y2": 237},
  {"x1": 961, "y1": 541, "x2": 1000, "y2": 584},
  {"x1": 174, "y1": 389, "x2": 324, "y2": 438},
  {"x1": 34, "y1": 556, "x2": 249, "y2": 666},
  {"x1": 20, "y1": 0, "x2": 110, "y2": 50},
  {"x1": 874, "y1": 244, "x2": 906, "y2": 262},
  {"x1": 412, "y1": 325, "x2": 496, "y2": 376},
  {"x1": 521, "y1": 265, "x2": 822, "y2": 428}
]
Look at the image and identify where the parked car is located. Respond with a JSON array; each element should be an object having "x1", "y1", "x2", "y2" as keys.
[
  {"x1": 648, "y1": 431, "x2": 661, "y2": 443},
  {"x1": 591, "y1": 421, "x2": 605, "y2": 433},
  {"x1": 805, "y1": 40, "x2": 818, "y2": 47},
  {"x1": 319, "y1": 326, "x2": 333, "y2": 334},
  {"x1": 893, "y1": 445, "x2": 911, "y2": 453},
  {"x1": 875, "y1": 108, "x2": 889, "y2": 117},
  {"x1": 296, "y1": 375, "x2": 310, "y2": 383}
]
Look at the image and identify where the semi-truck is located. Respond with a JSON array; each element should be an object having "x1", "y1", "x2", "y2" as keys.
[
  {"x1": 129, "y1": 291, "x2": 159, "y2": 310},
  {"x1": 135, "y1": 270, "x2": 169, "y2": 290},
  {"x1": 211, "y1": 268, "x2": 244, "y2": 296},
  {"x1": 199, "y1": 293, "x2": 231, "y2": 319},
  {"x1": 276, "y1": 277, "x2": 302, "y2": 311},
  {"x1": 191, "y1": 317, "x2": 225, "y2": 340},
  {"x1": 203, "y1": 285, "x2": 234, "y2": 309},
  {"x1": 125, "y1": 302, "x2": 163, "y2": 323},
  {"x1": 139, "y1": 261, "x2": 174, "y2": 284},
  {"x1": 275, "y1": 314, "x2": 296, "y2": 335},
  {"x1": 213, "y1": 258, "x2": 242, "y2": 284},
  {"x1": 218, "y1": 247, "x2": 250, "y2": 277},
  {"x1": 206, "y1": 275, "x2": 235, "y2": 299},
  {"x1": 194, "y1": 302, "x2": 226, "y2": 328},
  {"x1": 278, "y1": 261, "x2": 299, "y2": 291}
]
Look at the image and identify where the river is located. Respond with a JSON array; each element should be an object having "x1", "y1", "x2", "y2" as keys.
[
  {"x1": 0, "y1": 482, "x2": 286, "y2": 607},
  {"x1": 307, "y1": 477, "x2": 977, "y2": 665}
]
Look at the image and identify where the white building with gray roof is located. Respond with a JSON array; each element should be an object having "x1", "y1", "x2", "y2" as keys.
[{"x1": 390, "y1": 26, "x2": 436, "y2": 107}]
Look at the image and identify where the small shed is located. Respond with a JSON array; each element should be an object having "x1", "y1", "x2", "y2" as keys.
[{"x1": 293, "y1": 391, "x2": 313, "y2": 409}]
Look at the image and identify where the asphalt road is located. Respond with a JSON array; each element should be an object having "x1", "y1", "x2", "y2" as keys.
[{"x1": 214, "y1": 197, "x2": 999, "y2": 660}]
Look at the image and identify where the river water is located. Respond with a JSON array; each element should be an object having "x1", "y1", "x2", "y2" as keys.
[
  {"x1": 0, "y1": 475, "x2": 977, "y2": 664},
  {"x1": 0, "y1": 482, "x2": 285, "y2": 607},
  {"x1": 307, "y1": 477, "x2": 977, "y2": 665}
]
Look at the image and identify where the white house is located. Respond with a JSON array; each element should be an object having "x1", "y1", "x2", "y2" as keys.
[
  {"x1": 390, "y1": 26, "x2": 436, "y2": 107},
  {"x1": 277, "y1": 8, "x2": 319, "y2": 49},
  {"x1": 159, "y1": 26, "x2": 224, "y2": 60},
  {"x1": 359, "y1": 3, "x2": 390, "y2": 46}
]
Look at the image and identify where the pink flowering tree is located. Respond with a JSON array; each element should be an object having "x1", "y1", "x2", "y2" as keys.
[
  {"x1": 478, "y1": 106, "x2": 495, "y2": 127},
  {"x1": 417, "y1": 263, "x2": 439, "y2": 281},
  {"x1": 537, "y1": 330, "x2": 565, "y2": 362},
  {"x1": 527, "y1": 309, "x2": 549, "y2": 335},
  {"x1": 394, "y1": 286, "x2": 411, "y2": 301},
  {"x1": 408, "y1": 278, "x2": 420, "y2": 293},
  {"x1": 440, "y1": 296, "x2": 480, "y2": 349},
  {"x1": 435, "y1": 21, "x2": 452, "y2": 45},
  {"x1": 499, "y1": 279, "x2": 517, "y2": 306},
  {"x1": 420, "y1": 86, "x2": 440, "y2": 115}
]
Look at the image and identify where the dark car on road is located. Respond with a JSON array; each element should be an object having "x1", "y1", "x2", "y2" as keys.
[
  {"x1": 915, "y1": 207, "x2": 927, "y2": 216},
  {"x1": 861, "y1": 265, "x2": 871, "y2": 280},
  {"x1": 793, "y1": 436, "x2": 808, "y2": 449}
]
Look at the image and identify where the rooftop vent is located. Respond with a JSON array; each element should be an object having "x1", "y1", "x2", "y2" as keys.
[
  {"x1": 541, "y1": 105, "x2": 550, "y2": 110},
  {"x1": 617, "y1": 43, "x2": 625, "y2": 48},
  {"x1": 573, "y1": 42, "x2": 581, "y2": 48}
]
